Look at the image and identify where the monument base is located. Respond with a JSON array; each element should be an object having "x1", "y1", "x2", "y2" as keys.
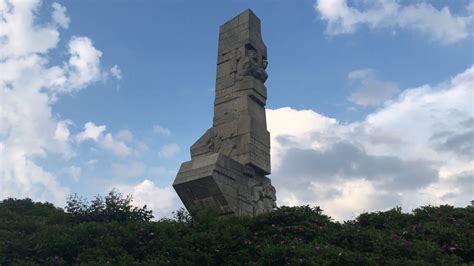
[{"x1": 173, "y1": 153, "x2": 276, "y2": 216}]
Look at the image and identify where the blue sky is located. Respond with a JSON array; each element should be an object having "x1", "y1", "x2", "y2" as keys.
[{"x1": 1, "y1": 0, "x2": 473, "y2": 220}]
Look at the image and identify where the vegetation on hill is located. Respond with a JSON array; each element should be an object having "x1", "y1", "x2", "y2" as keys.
[{"x1": 0, "y1": 191, "x2": 472, "y2": 265}]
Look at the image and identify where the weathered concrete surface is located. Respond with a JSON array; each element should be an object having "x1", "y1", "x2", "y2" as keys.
[{"x1": 173, "y1": 9, "x2": 276, "y2": 216}]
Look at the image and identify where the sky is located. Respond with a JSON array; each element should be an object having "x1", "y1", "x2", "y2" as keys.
[{"x1": 0, "y1": 0, "x2": 473, "y2": 221}]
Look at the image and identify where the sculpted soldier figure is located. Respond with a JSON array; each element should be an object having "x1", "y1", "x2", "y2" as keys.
[
  {"x1": 237, "y1": 47, "x2": 268, "y2": 82},
  {"x1": 173, "y1": 9, "x2": 276, "y2": 216}
]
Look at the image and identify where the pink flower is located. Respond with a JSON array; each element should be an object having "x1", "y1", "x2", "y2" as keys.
[
  {"x1": 52, "y1": 255, "x2": 60, "y2": 265},
  {"x1": 315, "y1": 245, "x2": 321, "y2": 251},
  {"x1": 390, "y1": 233, "x2": 397, "y2": 239}
]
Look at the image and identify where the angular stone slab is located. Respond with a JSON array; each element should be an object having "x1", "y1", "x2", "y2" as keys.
[{"x1": 174, "y1": 153, "x2": 275, "y2": 216}]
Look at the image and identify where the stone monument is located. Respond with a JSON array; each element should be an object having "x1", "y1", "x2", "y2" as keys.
[{"x1": 173, "y1": 9, "x2": 276, "y2": 216}]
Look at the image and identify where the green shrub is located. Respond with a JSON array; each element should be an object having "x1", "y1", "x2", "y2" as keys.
[
  {"x1": 65, "y1": 190, "x2": 153, "y2": 223},
  {"x1": 0, "y1": 193, "x2": 472, "y2": 265}
]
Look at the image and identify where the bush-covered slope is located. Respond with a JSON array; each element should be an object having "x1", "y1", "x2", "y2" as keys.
[{"x1": 0, "y1": 194, "x2": 472, "y2": 265}]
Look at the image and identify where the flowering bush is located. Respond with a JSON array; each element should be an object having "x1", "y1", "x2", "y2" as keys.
[{"x1": 0, "y1": 195, "x2": 472, "y2": 265}]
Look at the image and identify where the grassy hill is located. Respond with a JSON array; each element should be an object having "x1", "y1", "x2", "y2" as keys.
[{"x1": 0, "y1": 192, "x2": 472, "y2": 265}]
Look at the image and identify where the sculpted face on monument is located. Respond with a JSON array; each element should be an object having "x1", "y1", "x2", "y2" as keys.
[
  {"x1": 173, "y1": 9, "x2": 277, "y2": 216},
  {"x1": 237, "y1": 45, "x2": 268, "y2": 82}
]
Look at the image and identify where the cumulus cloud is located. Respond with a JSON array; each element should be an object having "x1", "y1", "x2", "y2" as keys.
[
  {"x1": 278, "y1": 143, "x2": 438, "y2": 190},
  {"x1": 0, "y1": 1, "x2": 116, "y2": 205},
  {"x1": 267, "y1": 65, "x2": 474, "y2": 220},
  {"x1": 113, "y1": 179, "x2": 179, "y2": 219},
  {"x1": 153, "y1": 125, "x2": 171, "y2": 136},
  {"x1": 65, "y1": 36, "x2": 103, "y2": 91},
  {"x1": 430, "y1": 118, "x2": 474, "y2": 160},
  {"x1": 315, "y1": 0, "x2": 473, "y2": 44},
  {"x1": 76, "y1": 122, "x2": 106, "y2": 142},
  {"x1": 116, "y1": 129, "x2": 134, "y2": 142},
  {"x1": 52, "y1": 2, "x2": 70, "y2": 29},
  {"x1": 361, "y1": 66, "x2": 474, "y2": 169},
  {"x1": 158, "y1": 143, "x2": 180, "y2": 158},
  {"x1": 348, "y1": 68, "x2": 399, "y2": 107},
  {"x1": 0, "y1": 0, "x2": 59, "y2": 59},
  {"x1": 76, "y1": 122, "x2": 131, "y2": 157},
  {"x1": 54, "y1": 121, "x2": 71, "y2": 142},
  {"x1": 267, "y1": 107, "x2": 339, "y2": 169},
  {"x1": 99, "y1": 133, "x2": 131, "y2": 157}
]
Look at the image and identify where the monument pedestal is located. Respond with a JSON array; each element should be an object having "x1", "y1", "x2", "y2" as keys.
[{"x1": 174, "y1": 153, "x2": 275, "y2": 216}]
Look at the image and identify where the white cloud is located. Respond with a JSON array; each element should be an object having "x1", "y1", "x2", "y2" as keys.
[
  {"x1": 112, "y1": 162, "x2": 146, "y2": 178},
  {"x1": 315, "y1": 0, "x2": 473, "y2": 44},
  {"x1": 348, "y1": 68, "x2": 399, "y2": 107},
  {"x1": 76, "y1": 123, "x2": 131, "y2": 156},
  {"x1": 158, "y1": 143, "x2": 180, "y2": 158},
  {"x1": 347, "y1": 68, "x2": 372, "y2": 80},
  {"x1": 54, "y1": 121, "x2": 71, "y2": 142},
  {"x1": 267, "y1": 65, "x2": 474, "y2": 220},
  {"x1": 0, "y1": 0, "x2": 115, "y2": 205},
  {"x1": 267, "y1": 107, "x2": 339, "y2": 169},
  {"x1": 278, "y1": 179, "x2": 393, "y2": 220},
  {"x1": 65, "y1": 36, "x2": 103, "y2": 91},
  {"x1": 113, "y1": 179, "x2": 179, "y2": 219},
  {"x1": 60, "y1": 165, "x2": 81, "y2": 182},
  {"x1": 99, "y1": 133, "x2": 131, "y2": 157},
  {"x1": 361, "y1": 66, "x2": 474, "y2": 169},
  {"x1": 76, "y1": 122, "x2": 106, "y2": 142},
  {"x1": 110, "y1": 65, "x2": 122, "y2": 80},
  {"x1": 153, "y1": 125, "x2": 171, "y2": 136},
  {"x1": 0, "y1": 151, "x2": 70, "y2": 204},
  {"x1": 0, "y1": 0, "x2": 60, "y2": 59},
  {"x1": 52, "y1": 2, "x2": 70, "y2": 29},
  {"x1": 116, "y1": 129, "x2": 134, "y2": 142}
]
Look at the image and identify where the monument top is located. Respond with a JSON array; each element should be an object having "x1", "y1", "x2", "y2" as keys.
[
  {"x1": 218, "y1": 9, "x2": 267, "y2": 61},
  {"x1": 220, "y1": 9, "x2": 260, "y2": 31}
]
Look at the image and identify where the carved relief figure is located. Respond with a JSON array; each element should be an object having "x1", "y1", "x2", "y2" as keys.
[
  {"x1": 252, "y1": 181, "x2": 277, "y2": 215},
  {"x1": 236, "y1": 46, "x2": 268, "y2": 82}
]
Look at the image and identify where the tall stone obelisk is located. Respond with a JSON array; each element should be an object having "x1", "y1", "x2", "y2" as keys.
[{"x1": 173, "y1": 9, "x2": 276, "y2": 216}]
